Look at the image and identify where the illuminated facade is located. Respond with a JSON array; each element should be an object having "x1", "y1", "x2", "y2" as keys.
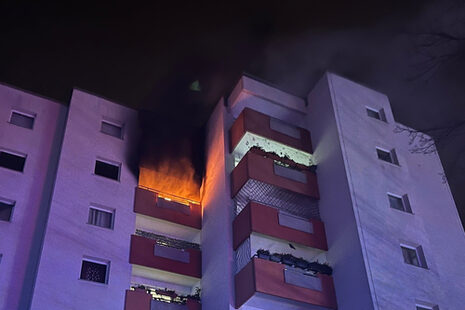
[{"x1": 1, "y1": 73, "x2": 465, "y2": 310}]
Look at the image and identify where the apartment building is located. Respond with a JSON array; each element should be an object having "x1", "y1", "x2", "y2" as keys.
[{"x1": 0, "y1": 73, "x2": 464, "y2": 310}]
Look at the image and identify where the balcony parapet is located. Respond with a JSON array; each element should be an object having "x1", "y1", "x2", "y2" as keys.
[
  {"x1": 134, "y1": 186, "x2": 201, "y2": 229},
  {"x1": 235, "y1": 258, "x2": 337, "y2": 309},
  {"x1": 130, "y1": 234, "x2": 201, "y2": 279},
  {"x1": 233, "y1": 202, "x2": 328, "y2": 251},
  {"x1": 125, "y1": 288, "x2": 201, "y2": 310},
  {"x1": 230, "y1": 107, "x2": 312, "y2": 153}
]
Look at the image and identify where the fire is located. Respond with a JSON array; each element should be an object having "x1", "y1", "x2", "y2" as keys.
[{"x1": 139, "y1": 157, "x2": 201, "y2": 204}]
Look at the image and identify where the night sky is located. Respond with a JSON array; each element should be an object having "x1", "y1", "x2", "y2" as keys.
[{"x1": 1, "y1": 1, "x2": 464, "y2": 226}]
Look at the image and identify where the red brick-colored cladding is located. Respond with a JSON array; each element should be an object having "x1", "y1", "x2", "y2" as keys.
[
  {"x1": 124, "y1": 289, "x2": 151, "y2": 310},
  {"x1": 134, "y1": 187, "x2": 201, "y2": 229},
  {"x1": 233, "y1": 202, "x2": 328, "y2": 251},
  {"x1": 129, "y1": 235, "x2": 201, "y2": 278},
  {"x1": 124, "y1": 289, "x2": 202, "y2": 310},
  {"x1": 231, "y1": 149, "x2": 319, "y2": 199},
  {"x1": 229, "y1": 107, "x2": 313, "y2": 152},
  {"x1": 235, "y1": 258, "x2": 337, "y2": 309}
]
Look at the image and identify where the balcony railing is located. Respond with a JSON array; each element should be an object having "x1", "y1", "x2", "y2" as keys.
[
  {"x1": 129, "y1": 234, "x2": 201, "y2": 279},
  {"x1": 231, "y1": 149, "x2": 320, "y2": 218},
  {"x1": 233, "y1": 202, "x2": 328, "y2": 251},
  {"x1": 235, "y1": 258, "x2": 337, "y2": 309},
  {"x1": 230, "y1": 107, "x2": 312, "y2": 153},
  {"x1": 124, "y1": 288, "x2": 201, "y2": 310},
  {"x1": 134, "y1": 187, "x2": 201, "y2": 229}
]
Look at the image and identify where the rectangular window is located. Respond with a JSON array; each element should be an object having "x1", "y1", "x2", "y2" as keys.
[
  {"x1": 388, "y1": 194, "x2": 412, "y2": 213},
  {"x1": 376, "y1": 148, "x2": 399, "y2": 165},
  {"x1": 10, "y1": 111, "x2": 35, "y2": 129},
  {"x1": 80, "y1": 258, "x2": 109, "y2": 284},
  {"x1": 401, "y1": 244, "x2": 427, "y2": 268},
  {"x1": 0, "y1": 198, "x2": 15, "y2": 222},
  {"x1": 0, "y1": 150, "x2": 26, "y2": 172},
  {"x1": 366, "y1": 107, "x2": 386, "y2": 122},
  {"x1": 416, "y1": 304, "x2": 439, "y2": 310},
  {"x1": 88, "y1": 206, "x2": 114, "y2": 229},
  {"x1": 101, "y1": 120, "x2": 123, "y2": 139},
  {"x1": 94, "y1": 159, "x2": 120, "y2": 181}
]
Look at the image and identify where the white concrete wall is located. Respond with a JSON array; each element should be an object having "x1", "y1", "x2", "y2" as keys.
[
  {"x1": 307, "y1": 75, "x2": 375, "y2": 310},
  {"x1": 322, "y1": 73, "x2": 465, "y2": 309},
  {"x1": 31, "y1": 89, "x2": 138, "y2": 310},
  {"x1": 201, "y1": 99, "x2": 236, "y2": 310},
  {"x1": 0, "y1": 84, "x2": 66, "y2": 310}
]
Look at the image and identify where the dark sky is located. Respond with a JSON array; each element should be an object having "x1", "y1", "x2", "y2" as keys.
[{"x1": 1, "y1": 1, "x2": 464, "y2": 226}]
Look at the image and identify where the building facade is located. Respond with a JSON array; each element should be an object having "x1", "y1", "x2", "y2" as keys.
[{"x1": 0, "y1": 73, "x2": 464, "y2": 310}]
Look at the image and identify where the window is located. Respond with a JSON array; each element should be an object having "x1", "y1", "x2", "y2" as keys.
[
  {"x1": 416, "y1": 303, "x2": 439, "y2": 310},
  {"x1": 0, "y1": 150, "x2": 26, "y2": 172},
  {"x1": 80, "y1": 258, "x2": 109, "y2": 284},
  {"x1": 0, "y1": 198, "x2": 15, "y2": 222},
  {"x1": 88, "y1": 206, "x2": 114, "y2": 229},
  {"x1": 101, "y1": 120, "x2": 123, "y2": 139},
  {"x1": 366, "y1": 107, "x2": 386, "y2": 121},
  {"x1": 94, "y1": 159, "x2": 120, "y2": 181},
  {"x1": 10, "y1": 111, "x2": 35, "y2": 129},
  {"x1": 401, "y1": 244, "x2": 427, "y2": 268},
  {"x1": 388, "y1": 193, "x2": 412, "y2": 213},
  {"x1": 376, "y1": 148, "x2": 399, "y2": 165}
]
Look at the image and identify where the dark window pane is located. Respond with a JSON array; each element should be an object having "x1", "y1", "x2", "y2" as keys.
[
  {"x1": 101, "y1": 121, "x2": 122, "y2": 139},
  {"x1": 0, "y1": 201, "x2": 14, "y2": 221},
  {"x1": 80, "y1": 260, "x2": 108, "y2": 283},
  {"x1": 366, "y1": 108, "x2": 381, "y2": 120},
  {"x1": 88, "y1": 208, "x2": 113, "y2": 229},
  {"x1": 0, "y1": 151, "x2": 26, "y2": 172},
  {"x1": 10, "y1": 112, "x2": 35, "y2": 129},
  {"x1": 94, "y1": 160, "x2": 119, "y2": 180},
  {"x1": 388, "y1": 195, "x2": 405, "y2": 211},
  {"x1": 377, "y1": 149, "x2": 393, "y2": 163},
  {"x1": 401, "y1": 246, "x2": 426, "y2": 267}
]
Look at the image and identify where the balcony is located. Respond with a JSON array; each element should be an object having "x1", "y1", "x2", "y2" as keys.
[
  {"x1": 231, "y1": 148, "x2": 319, "y2": 217},
  {"x1": 134, "y1": 187, "x2": 201, "y2": 229},
  {"x1": 235, "y1": 258, "x2": 337, "y2": 309},
  {"x1": 125, "y1": 288, "x2": 201, "y2": 310},
  {"x1": 233, "y1": 202, "x2": 327, "y2": 251},
  {"x1": 230, "y1": 108, "x2": 314, "y2": 167},
  {"x1": 129, "y1": 233, "x2": 201, "y2": 279}
]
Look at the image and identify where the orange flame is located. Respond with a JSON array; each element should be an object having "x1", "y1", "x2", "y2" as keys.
[{"x1": 139, "y1": 157, "x2": 201, "y2": 204}]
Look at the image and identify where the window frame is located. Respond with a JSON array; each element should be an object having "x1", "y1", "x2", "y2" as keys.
[
  {"x1": 100, "y1": 119, "x2": 124, "y2": 140},
  {"x1": 9, "y1": 109, "x2": 36, "y2": 130},
  {"x1": 0, "y1": 149, "x2": 27, "y2": 172},
  {"x1": 87, "y1": 205, "x2": 115, "y2": 230},
  {"x1": 400, "y1": 244, "x2": 428, "y2": 269},
  {"x1": 387, "y1": 193, "x2": 412, "y2": 213},
  {"x1": 0, "y1": 197, "x2": 15, "y2": 222},
  {"x1": 376, "y1": 147, "x2": 399, "y2": 166},
  {"x1": 366, "y1": 106, "x2": 387, "y2": 122},
  {"x1": 79, "y1": 256, "x2": 110, "y2": 284},
  {"x1": 93, "y1": 158, "x2": 121, "y2": 181}
]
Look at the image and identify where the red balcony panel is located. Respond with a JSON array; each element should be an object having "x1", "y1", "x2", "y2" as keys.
[
  {"x1": 125, "y1": 289, "x2": 151, "y2": 310},
  {"x1": 124, "y1": 289, "x2": 202, "y2": 310},
  {"x1": 231, "y1": 150, "x2": 319, "y2": 199},
  {"x1": 233, "y1": 202, "x2": 328, "y2": 251},
  {"x1": 130, "y1": 235, "x2": 201, "y2": 278},
  {"x1": 235, "y1": 258, "x2": 337, "y2": 309},
  {"x1": 134, "y1": 187, "x2": 201, "y2": 229},
  {"x1": 230, "y1": 107, "x2": 312, "y2": 153}
]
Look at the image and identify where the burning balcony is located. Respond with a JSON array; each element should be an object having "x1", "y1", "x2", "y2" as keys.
[
  {"x1": 231, "y1": 148, "x2": 319, "y2": 218},
  {"x1": 235, "y1": 258, "x2": 337, "y2": 309},
  {"x1": 230, "y1": 108, "x2": 314, "y2": 167},
  {"x1": 134, "y1": 186, "x2": 201, "y2": 229},
  {"x1": 130, "y1": 231, "x2": 201, "y2": 279},
  {"x1": 233, "y1": 202, "x2": 328, "y2": 251},
  {"x1": 124, "y1": 287, "x2": 201, "y2": 310}
]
